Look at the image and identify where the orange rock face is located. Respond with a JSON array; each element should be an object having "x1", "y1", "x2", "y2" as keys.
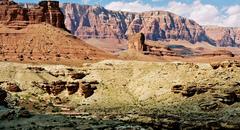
[
  {"x1": 128, "y1": 33, "x2": 148, "y2": 52},
  {"x1": 0, "y1": 0, "x2": 65, "y2": 29}
]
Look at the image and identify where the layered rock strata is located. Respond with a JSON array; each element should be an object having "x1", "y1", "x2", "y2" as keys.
[
  {"x1": 61, "y1": 4, "x2": 209, "y2": 44},
  {"x1": 0, "y1": 0, "x2": 65, "y2": 29}
]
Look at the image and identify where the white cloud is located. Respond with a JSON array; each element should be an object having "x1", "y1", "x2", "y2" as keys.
[
  {"x1": 105, "y1": 0, "x2": 160, "y2": 12},
  {"x1": 224, "y1": 5, "x2": 240, "y2": 27},
  {"x1": 152, "y1": 0, "x2": 161, "y2": 2},
  {"x1": 226, "y1": 5, "x2": 240, "y2": 15},
  {"x1": 162, "y1": 0, "x2": 221, "y2": 26},
  {"x1": 105, "y1": 0, "x2": 240, "y2": 27},
  {"x1": 82, "y1": 0, "x2": 89, "y2": 4}
]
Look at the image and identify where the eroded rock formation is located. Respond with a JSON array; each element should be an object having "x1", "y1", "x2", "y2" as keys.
[
  {"x1": 128, "y1": 33, "x2": 148, "y2": 52},
  {"x1": 204, "y1": 26, "x2": 240, "y2": 47},
  {"x1": 128, "y1": 33, "x2": 185, "y2": 57},
  {"x1": 0, "y1": 0, "x2": 65, "y2": 29},
  {"x1": 61, "y1": 4, "x2": 209, "y2": 44},
  {"x1": 61, "y1": 4, "x2": 240, "y2": 48},
  {"x1": 128, "y1": 33, "x2": 238, "y2": 58},
  {"x1": 6, "y1": 83, "x2": 22, "y2": 92}
]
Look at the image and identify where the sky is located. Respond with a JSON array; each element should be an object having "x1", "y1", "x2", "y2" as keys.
[{"x1": 16, "y1": 0, "x2": 240, "y2": 27}]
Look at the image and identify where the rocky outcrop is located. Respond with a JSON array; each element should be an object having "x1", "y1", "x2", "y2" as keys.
[
  {"x1": 33, "y1": 80, "x2": 98, "y2": 98},
  {"x1": 218, "y1": 30, "x2": 236, "y2": 47},
  {"x1": 36, "y1": 80, "x2": 67, "y2": 96},
  {"x1": 34, "y1": 80, "x2": 80, "y2": 96},
  {"x1": 171, "y1": 84, "x2": 209, "y2": 97},
  {"x1": 61, "y1": 4, "x2": 209, "y2": 44},
  {"x1": 128, "y1": 33, "x2": 148, "y2": 52},
  {"x1": 6, "y1": 83, "x2": 22, "y2": 92},
  {"x1": 204, "y1": 26, "x2": 240, "y2": 47},
  {"x1": 127, "y1": 33, "x2": 193, "y2": 57},
  {"x1": 0, "y1": 88, "x2": 7, "y2": 105},
  {"x1": 69, "y1": 72, "x2": 87, "y2": 80},
  {"x1": 66, "y1": 82, "x2": 79, "y2": 95},
  {"x1": 80, "y1": 80, "x2": 98, "y2": 98},
  {"x1": 0, "y1": 0, "x2": 65, "y2": 29}
]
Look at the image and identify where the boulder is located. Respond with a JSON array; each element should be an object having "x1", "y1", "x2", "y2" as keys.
[
  {"x1": 80, "y1": 81, "x2": 98, "y2": 98},
  {"x1": 171, "y1": 85, "x2": 183, "y2": 93},
  {"x1": 26, "y1": 67, "x2": 45, "y2": 73},
  {"x1": 17, "y1": 107, "x2": 32, "y2": 118},
  {"x1": 69, "y1": 72, "x2": 87, "y2": 80},
  {"x1": 172, "y1": 84, "x2": 210, "y2": 97},
  {"x1": 212, "y1": 92, "x2": 238, "y2": 105},
  {"x1": 6, "y1": 83, "x2": 22, "y2": 92},
  {"x1": 66, "y1": 82, "x2": 79, "y2": 95},
  {"x1": 181, "y1": 86, "x2": 197, "y2": 97},
  {"x1": 210, "y1": 63, "x2": 221, "y2": 69},
  {"x1": 199, "y1": 101, "x2": 219, "y2": 111}
]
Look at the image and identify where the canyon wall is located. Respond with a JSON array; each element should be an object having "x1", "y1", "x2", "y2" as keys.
[
  {"x1": 204, "y1": 26, "x2": 240, "y2": 47},
  {"x1": 61, "y1": 4, "x2": 210, "y2": 44},
  {"x1": 61, "y1": 3, "x2": 240, "y2": 47}
]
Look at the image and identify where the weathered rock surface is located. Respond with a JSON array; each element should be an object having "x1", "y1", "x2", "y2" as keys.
[
  {"x1": 35, "y1": 80, "x2": 87, "y2": 96},
  {"x1": 204, "y1": 26, "x2": 240, "y2": 47},
  {"x1": 61, "y1": 4, "x2": 209, "y2": 44},
  {"x1": 80, "y1": 80, "x2": 98, "y2": 98},
  {"x1": 6, "y1": 83, "x2": 21, "y2": 92},
  {"x1": 219, "y1": 30, "x2": 236, "y2": 47},
  {"x1": 66, "y1": 82, "x2": 79, "y2": 95},
  {"x1": 127, "y1": 32, "x2": 240, "y2": 58},
  {"x1": 61, "y1": 4, "x2": 240, "y2": 48},
  {"x1": 128, "y1": 33, "x2": 148, "y2": 52},
  {"x1": 38, "y1": 80, "x2": 67, "y2": 96},
  {"x1": 69, "y1": 72, "x2": 87, "y2": 80},
  {"x1": 172, "y1": 84, "x2": 209, "y2": 97},
  {"x1": 0, "y1": 0, "x2": 65, "y2": 29}
]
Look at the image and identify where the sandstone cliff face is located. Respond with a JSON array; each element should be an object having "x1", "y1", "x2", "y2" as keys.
[
  {"x1": 61, "y1": 4, "x2": 209, "y2": 44},
  {"x1": 0, "y1": 0, "x2": 65, "y2": 29},
  {"x1": 204, "y1": 26, "x2": 240, "y2": 47},
  {"x1": 128, "y1": 33, "x2": 148, "y2": 52}
]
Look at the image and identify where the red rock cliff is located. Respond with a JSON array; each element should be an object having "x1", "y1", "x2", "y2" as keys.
[
  {"x1": 204, "y1": 26, "x2": 240, "y2": 47},
  {"x1": 0, "y1": 0, "x2": 65, "y2": 29},
  {"x1": 61, "y1": 4, "x2": 210, "y2": 44}
]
